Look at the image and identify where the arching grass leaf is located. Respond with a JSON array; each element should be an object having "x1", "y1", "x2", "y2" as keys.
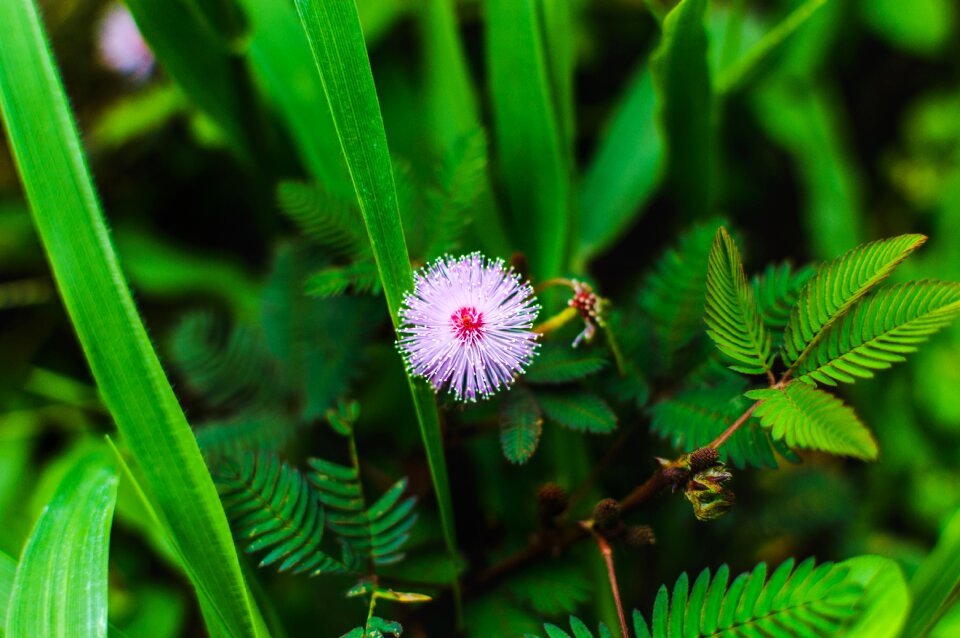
[{"x1": 5, "y1": 449, "x2": 118, "y2": 638}]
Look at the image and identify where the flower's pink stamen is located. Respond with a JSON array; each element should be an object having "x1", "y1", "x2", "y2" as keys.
[{"x1": 451, "y1": 306, "x2": 485, "y2": 342}]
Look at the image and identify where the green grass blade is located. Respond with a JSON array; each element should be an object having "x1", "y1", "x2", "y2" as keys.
[
  {"x1": 904, "y1": 507, "x2": 960, "y2": 637},
  {"x1": 577, "y1": 64, "x2": 663, "y2": 266},
  {"x1": 715, "y1": 0, "x2": 830, "y2": 94},
  {"x1": 0, "y1": 2, "x2": 263, "y2": 636},
  {"x1": 124, "y1": 0, "x2": 260, "y2": 158},
  {"x1": 5, "y1": 449, "x2": 118, "y2": 637},
  {"x1": 419, "y1": 0, "x2": 511, "y2": 256},
  {"x1": 237, "y1": 0, "x2": 350, "y2": 191},
  {"x1": 1, "y1": 551, "x2": 16, "y2": 630},
  {"x1": 486, "y1": 0, "x2": 571, "y2": 280},
  {"x1": 293, "y1": 0, "x2": 461, "y2": 606},
  {"x1": 651, "y1": 0, "x2": 713, "y2": 220}
]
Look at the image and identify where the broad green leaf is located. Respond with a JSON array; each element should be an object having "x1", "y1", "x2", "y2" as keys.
[
  {"x1": 0, "y1": 2, "x2": 263, "y2": 635},
  {"x1": 752, "y1": 81, "x2": 864, "y2": 259},
  {"x1": 294, "y1": 0, "x2": 460, "y2": 598},
  {"x1": 704, "y1": 227, "x2": 773, "y2": 375},
  {"x1": 124, "y1": 0, "x2": 261, "y2": 157},
  {"x1": 795, "y1": 281, "x2": 960, "y2": 386},
  {"x1": 485, "y1": 0, "x2": 570, "y2": 281},
  {"x1": 651, "y1": 0, "x2": 713, "y2": 220},
  {"x1": 903, "y1": 507, "x2": 960, "y2": 637},
  {"x1": 715, "y1": 0, "x2": 831, "y2": 94},
  {"x1": 5, "y1": 449, "x2": 118, "y2": 637},
  {"x1": 860, "y1": 0, "x2": 955, "y2": 57},
  {"x1": 418, "y1": 0, "x2": 511, "y2": 257},
  {"x1": 747, "y1": 383, "x2": 878, "y2": 459},
  {"x1": 537, "y1": 392, "x2": 617, "y2": 434},
  {"x1": 782, "y1": 234, "x2": 927, "y2": 372},
  {"x1": 837, "y1": 555, "x2": 909, "y2": 638},
  {"x1": 499, "y1": 386, "x2": 544, "y2": 464},
  {"x1": 577, "y1": 65, "x2": 663, "y2": 266},
  {"x1": 238, "y1": 0, "x2": 350, "y2": 191}
]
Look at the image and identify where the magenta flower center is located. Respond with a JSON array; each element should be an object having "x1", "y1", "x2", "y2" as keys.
[{"x1": 451, "y1": 306, "x2": 485, "y2": 341}]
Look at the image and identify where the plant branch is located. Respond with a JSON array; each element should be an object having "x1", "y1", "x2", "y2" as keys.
[
  {"x1": 585, "y1": 523, "x2": 630, "y2": 638},
  {"x1": 707, "y1": 399, "x2": 762, "y2": 450}
]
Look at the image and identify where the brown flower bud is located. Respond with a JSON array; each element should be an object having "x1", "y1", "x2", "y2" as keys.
[
  {"x1": 593, "y1": 498, "x2": 621, "y2": 532},
  {"x1": 689, "y1": 447, "x2": 720, "y2": 473},
  {"x1": 624, "y1": 525, "x2": 656, "y2": 548},
  {"x1": 537, "y1": 483, "x2": 568, "y2": 520}
]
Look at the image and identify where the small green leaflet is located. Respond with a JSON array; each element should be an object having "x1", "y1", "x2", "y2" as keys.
[
  {"x1": 747, "y1": 383, "x2": 878, "y2": 460},
  {"x1": 793, "y1": 281, "x2": 960, "y2": 386},
  {"x1": 499, "y1": 386, "x2": 543, "y2": 464},
  {"x1": 536, "y1": 392, "x2": 618, "y2": 434},
  {"x1": 782, "y1": 234, "x2": 927, "y2": 371},
  {"x1": 704, "y1": 227, "x2": 773, "y2": 375}
]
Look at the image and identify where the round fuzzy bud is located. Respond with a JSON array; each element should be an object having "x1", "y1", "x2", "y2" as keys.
[
  {"x1": 592, "y1": 498, "x2": 621, "y2": 531},
  {"x1": 537, "y1": 483, "x2": 568, "y2": 519},
  {"x1": 624, "y1": 525, "x2": 656, "y2": 548},
  {"x1": 689, "y1": 447, "x2": 720, "y2": 473}
]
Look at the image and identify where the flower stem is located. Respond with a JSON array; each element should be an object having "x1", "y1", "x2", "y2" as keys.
[
  {"x1": 533, "y1": 306, "x2": 578, "y2": 334},
  {"x1": 584, "y1": 523, "x2": 630, "y2": 638}
]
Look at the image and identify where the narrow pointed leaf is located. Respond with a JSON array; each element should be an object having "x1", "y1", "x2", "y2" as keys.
[
  {"x1": 0, "y1": 1, "x2": 264, "y2": 635},
  {"x1": 293, "y1": 0, "x2": 460, "y2": 590},
  {"x1": 5, "y1": 450, "x2": 118, "y2": 638}
]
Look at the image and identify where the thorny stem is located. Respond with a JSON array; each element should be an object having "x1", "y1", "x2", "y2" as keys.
[{"x1": 584, "y1": 524, "x2": 630, "y2": 638}]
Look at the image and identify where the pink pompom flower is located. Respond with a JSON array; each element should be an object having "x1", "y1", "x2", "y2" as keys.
[{"x1": 397, "y1": 253, "x2": 540, "y2": 401}]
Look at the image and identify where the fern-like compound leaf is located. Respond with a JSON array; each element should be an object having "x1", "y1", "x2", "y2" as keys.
[
  {"x1": 306, "y1": 260, "x2": 381, "y2": 298},
  {"x1": 308, "y1": 457, "x2": 418, "y2": 568},
  {"x1": 639, "y1": 219, "x2": 723, "y2": 363},
  {"x1": 524, "y1": 343, "x2": 608, "y2": 384},
  {"x1": 422, "y1": 128, "x2": 488, "y2": 260},
  {"x1": 499, "y1": 385, "x2": 543, "y2": 464},
  {"x1": 753, "y1": 262, "x2": 816, "y2": 329},
  {"x1": 705, "y1": 227, "x2": 773, "y2": 375},
  {"x1": 215, "y1": 454, "x2": 350, "y2": 576},
  {"x1": 650, "y1": 385, "x2": 786, "y2": 469},
  {"x1": 275, "y1": 180, "x2": 369, "y2": 259},
  {"x1": 536, "y1": 391, "x2": 618, "y2": 434},
  {"x1": 747, "y1": 383, "x2": 878, "y2": 460},
  {"x1": 195, "y1": 413, "x2": 300, "y2": 461},
  {"x1": 169, "y1": 311, "x2": 284, "y2": 412},
  {"x1": 633, "y1": 558, "x2": 862, "y2": 638},
  {"x1": 781, "y1": 234, "x2": 926, "y2": 372},
  {"x1": 793, "y1": 281, "x2": 960, "y2": 386}
]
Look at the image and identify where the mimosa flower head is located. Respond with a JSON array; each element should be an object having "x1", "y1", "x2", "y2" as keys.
[{"x1": 397, "y1": 253, "x2": 540, "y2": 402}]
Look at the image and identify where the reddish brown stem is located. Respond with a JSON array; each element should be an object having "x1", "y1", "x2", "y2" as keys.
[
  {"x1": 586, "y1": 524, "x2": 630, "y2": 638},
  {"x1": 707, "y1": 399, "x2": 762, "y2": 450}
]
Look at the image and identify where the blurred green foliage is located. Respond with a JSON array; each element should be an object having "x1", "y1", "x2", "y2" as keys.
[{"x1": 3, "y1": 0, "x2": 960, "y2": 636}]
